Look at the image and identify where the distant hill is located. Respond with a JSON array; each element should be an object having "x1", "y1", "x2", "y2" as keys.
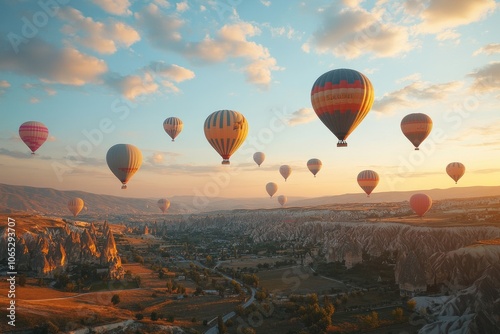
[{"x1": 1, "y1": 183, "x2": 500, "y2": 216}]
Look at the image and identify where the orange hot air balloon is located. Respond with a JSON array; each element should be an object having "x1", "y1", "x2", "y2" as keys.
[
  {"x1": 67, "y1": 197, "x2": 84, "y2": 217},
  {"x1": 204, "y1": 110, "x2": 248, "y2": 165},
  {"x1": 253, "y1": 152, "x2": 265, "y2": 167},
  {"x1": 446, "y1": 162, "x2": 465, "y2": 184},
  {"x1": 307, "y1": 158, "x2": 322, "y2": 177},
  {"x1": 357, "y1": 170, "x2": 379, "y2": 197},
  {"x1": 278, "y1": 195, "x2": 287, "y2": 207},
  {"x1": 311, "y1": 68, "x2": 374, "y2": 147},
  {"x1": 266, "y1": 182, "x2": 278, "y2": 198},
  {"x1": 106, "y1": 144, "x2": 143, "y2": 189},
  {"x1": 163, "y1": 117, "x2": 183, "y2": 142},
  {"x1": 279, "y1": 165, "x2": 292, "y2": 181},
  {"x1": 409, "y1": 193, "x2": 432, "y2": 217},
  {"x1": 401, "y1": 113, "x2": 433, "y2": 150},
  {"x1": 19, "y1": 121, "x2": 49, "y2": 154},
  {"x1": 157, "y1": 198, "x2": 171, "y2": 213}
]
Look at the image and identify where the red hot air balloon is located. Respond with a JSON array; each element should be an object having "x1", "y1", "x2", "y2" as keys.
[
  {"x1": 311, "y1": 68, "x2": 374, "y2": 147},
  {"x1": 357, "y1": 170, "x2": 379, "y2": 197},
  {"x1": 446, "y1": 162, "x2": 465, "y2": 184},
  {"x1": 409, "y1": 193, "x2": 432, "y2": 217},
  {"x1": 401, "y1": 113, "x2": 433, "y2": 150},
  {"x1": 19, "y1": 121, "x2": 49, "y2": 154}
]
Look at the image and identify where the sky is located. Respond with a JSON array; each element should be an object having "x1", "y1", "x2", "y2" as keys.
[{"x1": 0, "y1": 0, "x2": 499, "y2": 202}]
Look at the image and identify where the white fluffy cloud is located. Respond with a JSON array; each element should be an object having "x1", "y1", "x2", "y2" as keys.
[
  {"x1": 473, "y1": 43, "x2": 500, "y2": 56},
  {"x1": 135, "y1": 4, "x2": 184, "y2": 51},
  {"x1": 106, "y1": 72, "x2": 159, "y2": 100},
  {"x1": 92, "y1": 0, "x2": 132, "y2": 16},
  {"x1": 176, "y1": 1, "x2": 189, "y2": 12},
  {"x1": 287, "y1": 108, "x2": 316, "y2": 126},
  {"x1": 467, "y1": 61, "x2": 500, "y2": 94}
]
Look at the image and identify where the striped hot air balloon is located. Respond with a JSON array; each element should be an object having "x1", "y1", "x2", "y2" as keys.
[
  {"x1": 357, "y1": 170, "x2": 379, "y2": 197},
  {"x1": 266, "y1": 182, "x2": 278, "y2": 198},
  {"x1": 311, "y1": 68, "x2": 374, "y2": 147},
  {"x1": 307, "y1": 158, "x2": 322, "y2": 177},
  {"x1": 106, "y1": 144, "x2": 143, "y2": 189},
  {"x1": 278, "y1": 195, "x2": 287, "y2": 207},
  {"x1": 204, "y1": 110, "x2": 248, "y2": 165},
  {"x1": 157, "y1": 198, "x2": 171, "y2": 213},
  {"x1": 253, "y1": 152, "x2": 265, "y2": 167},
  {"x1": 401, "y1": 113, "x2": 433, "y2": 150},
  {"x1": 19, "y1": 121, "x2": 49, "y2": 154},
  {"x1": 446, "y1": 162, "x2": 465, "y2": 184},
  {"x1": 67, "y1": 197, "x2": 84, "y2": 217},
  {"x1": 409, "y1": 193, "x2": 432, "y2": 217},
  {"x1": 279, "y1": 165, "x2": 292, "y2": 181},
  {"x1": 163, "y1": 117, "x2": 183, "y2": 142}
]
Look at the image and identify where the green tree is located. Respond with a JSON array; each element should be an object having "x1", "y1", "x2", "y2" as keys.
[
  {"x1": 111, "y1": 294, "x2": 120, "y2": 305},
  {"x1": 151, "y1": 311, "x2": 159, "y2": 321}
]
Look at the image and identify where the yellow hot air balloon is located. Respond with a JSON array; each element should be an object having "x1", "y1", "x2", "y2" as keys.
[
  {"x1": 278, "y1": 195, "x2": 287, "y2": 207},
  {"x1": 357, "y1": 170, "x2": 379, "y2": 197},
  {"x1": 68, "y1": 197, "x2": 84, "y2": 217},
  {"x1": 106, "y1": 144, "x2": 143, "y2": 189},
  {"x1": 253, "y1": 152, "x2": 265, "y2": 167},
  {"x1": 446, "y1": 162, "x2": 465, "y2": 184},
  {"x1": 157, "y1": 198, "x2": 171, "y2": 213},
  {"x1": 163, "y1": 117, "x2": 183, "y2": 142},
  {"x1": 279, "y1": 165, "x2": 292, "y2": 181},
  {"x1": 401, "y1": 113, "x2": 433, "y2": 150},
  {"x1": 266, "y1": 182, "x2": 278, "y2": 198},
  {"x1": 204, "y1": 110, "x2": 248, "y2": 165},
  {"x1": 307, "y1": 159, "x2": 322, "y2": 177}
]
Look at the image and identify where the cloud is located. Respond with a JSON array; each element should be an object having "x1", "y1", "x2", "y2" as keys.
[
  {"x1": 260, "y1": 0, "x2": 271, "y2": 6},
  {"x1": 154, "y1": 0, "x2": 170, "y2": 8},
  {"x1": 467, "y1": 61, "x2": 500, "y2": 94},
  {"x1": 106, "y1": 72, "x2": 159, "y2": 100},
  {"x1": 176, "y1": 1, "x2": 189, "y2": 12},
  {"x1": 150, "y1": 152, "x2": 165, "y2": 164},
  {"x1": 0, "y1": 80, "x2": 10, "y2": 88},
  {"x1": 435, "y1": 29, "x2": 460, "y2": 42},
  {"x1": 59, "y1": 8, "x2": 140, "y2": 54},
  {"x1": 0, "y1": 148, "x2": 51, "y2": 160},
  {"x1": 146, "y1": 61, "x2": 195, "y2": 82},
  {"x1": 287, "y1": 108, "x2": 316, "y2": 126},
  {"x1": 135, "y1": 4, "x2": 184, "y2": 51},
  {"x1": 304, "y1": 4, "x2": 413, "y2": 59},
  {"x1": 22, "y1": 82, "x2": 57, "y2": 96},
  {"x1": 373, "y1": 80, "x2": 462, "y2": 114},
  {"x1": 92, "y1": 0, "x2": 132, "y2": 16},
  {"x1": 473, "y1": 43, "x2": 500, "y2": 56},
  {"x1": 0, "y1": 38, "x2": 107, "y2": 86},
  {"x1": 29, "y1": 97, "x2": 40, "y2": 104}
]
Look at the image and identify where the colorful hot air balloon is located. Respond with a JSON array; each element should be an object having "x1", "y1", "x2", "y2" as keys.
[
  {"x1": 409, "y1": 193, "x2": 432, "y2": 217},
  {"x1": 357, "y1": 170, "x2": 379, "y2": 197},
  {"x1": 157, "y1": 198, "x2": 171, "y2": 213},
  {"x1": 163, "y1": 117, "x2": 183, "y2": 142},
  {"x1": 67, "y1": 197, "x2": 84, "y2": 217},
  {"x1": 266, "y1": 182, "x2": 278, "y2": 198},
  {"x1": 311, "y1": 68, "x2": 374, "y2": 147},
  {"x1": 446, "y1": 162, "x2": 465, "y2": 184},
  {"x1": 19, "y1": 121, "x2": 49, "y2": 154},
  {"x1": 401, "y1": 113, "x2": 433, "y2": 150},
  {"x1": 204, "y1": 110, "x2": 248, "y2": 165},
  {"x1": 279, "y1": 165, "x2": 292, "y2": 181},
  {"x1": 253, "y1": 152, "x2": 265, "y2": 167},
  {"x1": 278, "y1": 195, "x2": 287, "y2": 207},
  {"x1": 106, "y1": 144, "x2": 143, "y2": 189},
  {"x1": 307, "y1": 159, "x2": 322, "y2": 177}
]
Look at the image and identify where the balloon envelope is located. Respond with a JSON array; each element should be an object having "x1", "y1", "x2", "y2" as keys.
[
  {"x1": 409, "y1": 193, "x2": 432, "y2": 217},
  {"x1": 279, "y1": 165, "x2": 292, "y2": 181},
  {"x1": 307, "y1": 158, "x2": 322, "y2": 177},
  {"x1": 253, "y1": 152, "x2": 265, "y2": 167},
  {"x1": 163, "y1": 117, "x2": 183, "y2": 141},
  {"x1": 401, "y1": 113, "x2": 433, "y2": 150},
  {"x1": 278, "y1": 195, "x2": 287, "y2": 207},
  {"x1": 106, "y1": 144, "x2": 143, "y2": 189},
  {"x1": 357, "y1": 170, "x2": 379, "y2": 196},
  {"x1": 446, "y1": 162, "x2": 465, "y2": 184},
  {"x1": 157, "y1": 198, "x2": 171, "y2": 213},
  {"x1": 19, "y1": 121, "x2": 49, "y2": 154},
  {"x1": 204, "y1": 110, "x2": 248, "y2": 164},
  {"x1": 311, "y1": 68, "x2": 374, "y2": 147},
  {"x1": 266, "y1": 182, "x2": 278, "y2": 198},
  {"x1": 68, "y1": 197, "x2": 84, "y2": 217}
]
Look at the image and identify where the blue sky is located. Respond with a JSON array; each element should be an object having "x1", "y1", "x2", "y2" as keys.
[{"x1": 0, "y1": 0, "x2": 499, "y2": 200}]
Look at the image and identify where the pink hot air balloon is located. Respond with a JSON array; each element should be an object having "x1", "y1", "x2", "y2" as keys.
[
  {"x1": 19, "y1": 121, "x2": 49, "y2": 154},
  {"x1": 409, "y1": 193, "x2": 432, "y2": 217}
]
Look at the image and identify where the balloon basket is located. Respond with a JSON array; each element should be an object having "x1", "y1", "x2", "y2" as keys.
[
  {"x1": 121, "y1": 184, "x2": 127, "y2": 189},
  {"x1": 337, "y1": 141, "x2": 347, "y2": 147},
  {"x1": 222, "y1": 160, "x2": 230, "y2": 165}
]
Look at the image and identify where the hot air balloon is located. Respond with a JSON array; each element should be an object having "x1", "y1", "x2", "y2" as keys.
[
  {"x1": 19, "y1": 121, "x2": 49, "y2": 154},
  {"x1": 446, "y1": 162, "x2": 465, "y2": 184},
  {"x1": 204, "y1": 110, "x2": 248, "y2": 165},
  {"x1": 279, "y1": 165, "x2": 292, "y2": 181},
  {"x1": 266, "y1": 182, "x2": 278, "y2": 198},
  {"x1": 253, "y1": 152, "x2": 265, "y2": 167},
  {"x1": 401, "y1": 113, "x2": 433, "y2": 150},
  {"x1": 106, "y1": 144, "x2": 143, "y2": 189},
  {"x1": 278, "y1": 195, "x2": 287, "y2": 207},
  {"x1": 157, "y1": 198, "x2": 171, "y2": 213},
  {"x1": 67, "y1": 197, "x2": 84, "y2": 217},
  {"x1": 307, "y1": 159, "x2": 322, "y2": 177},
  {"x1": 163, "y1": 117, "x2": 183, "y2": 142},
  {"x1": 357, "y1": 170, "x2": 379, "y2": 197},
  {"x1": 409, "y1": 193, "x2": 432, "y2": 217},
  {"x1": 311, "y1": 68, "x2": 374, "y2": 147}
]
